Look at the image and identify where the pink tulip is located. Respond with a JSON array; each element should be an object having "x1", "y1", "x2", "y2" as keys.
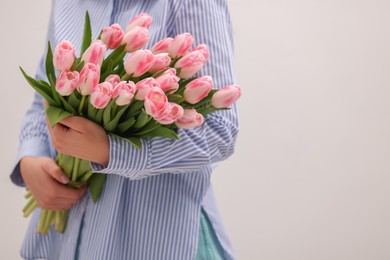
[
  {"x1": 112, "y1": 81, "x2": 136, "y2": 106},
  {"x1": 124, "y1": 50, "x2": 155, "y2": 77},
  {"x1": 121, "y1": 26, "x2": 149, "y2": 52},
  {"x1": 175, "y1": 109, "x2": 204, "y2": 129},
  {"x1": 155, "y1": 68, "x2": 180, "y2": 93},
  {"x1": 53, "y1": 41, "x2": 76, "y2": 72},
  {"x1": 144, "y1": 87, "x2": 168, "y2": 118},
  {"x1": 126, "y1": 13, "x2": 153, "y2": 32},
  {"x1": 55, "y1": 70, "x2": 79, "y2": 96},
  {"x1": 101, "y1": 23, "x2": 124, "y2": 49},
  {"x1": 183, "y1": 76, "x2": 213, "y2": 104},
  {"x1": 174, "y1": 50, "x2": 206, "y2": 78},
  {"x1": 135, "y1": 77, "x2": 159, "y2": 100},
  {"x1": 81, "y1": 40, "x2": 107, "y2": 67},
  {"x1": 77, "y1": 63, "x2": 100, "y2": 95},
  {"x1": 155, "y1": 102, "x2": 184, "y2": 125},
  {"x1": 90, "y1": 82, "x2": 113, "y2": 109},
  {"x1": 105, "y1": 74, "x2": 121, "y2": 87},
  {"x1": 148, "y1": 53, "x2": 171, "y2": 74},
  {"x1": 150, "y1": 38, "x2": 174, "y2": 54},
  {"x1": 191, "y1": 44, "x2": 209, "y2": 60},
  {"x1": 168, "y1": 33, "x2": 194, "y2": 58},
  {"x1": 211, "y1": 84, "x2": 241, "y2": 108}
]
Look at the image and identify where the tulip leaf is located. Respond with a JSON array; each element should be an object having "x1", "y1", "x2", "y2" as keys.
[
  {"x1": 59, "y1": 96, "x2": 76, "y2": 114},
  {"x1": 20, "y1": 67, "x2": 57, "y2": 106},
  {"x1": 81, "y1": 11, "x2": 92, "y2": 56},
  {"x1": 126, "y1": 100, "x2": 144, "y2": 119},
  {"x1": 49, "y1": 75, "x2": 62, "y2": 106},
  {"x1": 88, "y1": 101, "x2": 98, "y2": 123},
  {"x1": 103, "y1": 100, "x2": 115, "y2": 126},
  {"x1": 96, "y1": 108, "x2": 104, "y2": 124},
  {"x1": 68, "y1": 92, "x2": 81, "y2": 112},
  {"x1": 136, "y1": 126, "x2": 179, "y2": 140},
  {"x1": 133, "y1": 119, "x2": 160, "y2": 135},
  {"x1": 45, "y1": 41, "x2": 56, "y2": 85},
  {"x1": 126, "y1": 137, "x2": 142, "y2": 149},
  {"x1": 196, "y1": 107, "x2": 229, "y2": 116},
  {"x1": 46, "y1": 105, "x2": 73, "y2": 128},
  {"x1": 104, "y1": 105, "x2": 128, "y2": 132},
  {"x1": 89, "y1": 173, "x2": 106, "y2": 203},
  {"x1": 56, "y1": 154, "x2": 75, "y2": 178},
  {"x1": 101, "y1": 44, "x2": 126, "y2": 72},
  {"x1": 133, "y1": 110, "x2": 149, "y2": 129},
  {"x1": 116, "y1": 117, "x2": 136, "y2": 134},
  {"x1": 77, "y1": 159, "x2": 92, "y2": 176}
]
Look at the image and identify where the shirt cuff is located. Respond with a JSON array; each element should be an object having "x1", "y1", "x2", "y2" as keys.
[
  {"x1": 90, "y1": 134, "x2": 151, "y2": 179},
  {"x1": 11, "y1": 138, "x2": 52, "y2": 187}
]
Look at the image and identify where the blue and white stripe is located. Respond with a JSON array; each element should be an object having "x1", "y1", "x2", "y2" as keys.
[{"x1": 13, "y1": 0, "x2": 238, "y2": 259}]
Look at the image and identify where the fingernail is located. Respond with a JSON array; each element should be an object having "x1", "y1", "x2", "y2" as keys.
[{"x1": 61, "y1": 176, "x2": 70, "y2": 184}]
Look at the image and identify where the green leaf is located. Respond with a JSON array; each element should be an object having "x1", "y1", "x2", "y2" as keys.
[
  {"x1": 89, "y1": 173, "x2": 106, "y2": 203},
  {"x1": 101, "y1": 44, "x2": 126, "y2": 72},
  {"x1": 20, "y1": 67, "x2": 57, "y2": 106},
  {"x1": 77, "y1": 159, "x2": 92, "y2": 176},
  {"x1": 59, "y1": 96, "x2": 76, "y2": 114},
  {"x1": 193, "y1": 89, "x2": 218, "y2": 109},
  {"x1": 46, "y1": 105, "x2": 73, "y2": 127},
  {"x1": 80, "y1": 11, "x2": 92, "y2": 56},
  {"x1": 45, "y1": 41, "x2": 56, "y2": 85},
  {"x1": 133, "y1": 110, "x2": 149, "y2": 129},
  {"x1": 87, "y1": 100, "x2": 98, "y2": 123},
  {"x1": 127, "y1": 137, "x2": 142, "y2": 149},
  {"x1": 104, "y1": 104, "x2": 128, "y2": 132},
  {"x1": 197, "y1": 107, "x2": 229, "y2": 116},
  {"x1": 116, "y1": 117, "x2": 136, "y2": 134},
  {"x1": 168, "y1": 94, "x2": 184, "y2": 103},
  {"x1": 103, "y1": 100, "x2": 115, "y2": 126},
  {"x1": 136, "y1": 126, "x2": 179, "y2": 139},
  {"x1": 133, "y1": 119, "x2": 160, "y2": 135},
  {"x1": 96, "y1": 108, "x2": 104, "y2": 124},
  {"x1": 56, "y1": 154, "x2": 75, "y2": 178},
  {"x1": 68, "y1": 92, "x2": 81, "y2": 111},
  {"x1": 126, "y1": 100, "x2": 144, "y2": 119}
]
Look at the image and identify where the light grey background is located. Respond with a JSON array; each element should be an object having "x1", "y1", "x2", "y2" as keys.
[{"x1": 1, "y1": 0, "x2": 390, "y2": 259}]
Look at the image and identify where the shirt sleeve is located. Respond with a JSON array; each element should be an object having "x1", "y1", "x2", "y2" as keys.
[
  {"x1": 11, "y1": 89, "x2": 52, "y2": 187},
  {"x1": 91, "y1": 0, "x2": 239, "y2": 180}
]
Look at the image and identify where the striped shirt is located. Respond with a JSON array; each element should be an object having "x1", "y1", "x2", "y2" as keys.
[{"x1": 12, "y1": 0, "x2": 239, "y2": 259}]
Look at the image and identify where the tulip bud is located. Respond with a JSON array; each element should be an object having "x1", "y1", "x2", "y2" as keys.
[
  {"x1": 124, "y1": 50, "x2": 155, "y2": 77},
  {"x1": 105, "y1": 74, "x2": 121, "y2": 87},
  {"x1": 155, "y1": 102, "x2": 184, "y2": 125},
  {"x1": 148, "y1": 53, "x2": 171, "y2": 74},
  {"x1": 191, "y1": 44, "x2": 209, "y2": 60},
  {"x1": 77, "y1": 63, "x2": 100, "y2": 96},
  {"x1": 183, "y1": 76, "x2": 213, "y2": 104},
  {"x1": 112, "y1": 81, "x2": 136, "y2": 106},
  {"x1": 211, "y1": 84, "x2": 241, "y2": 108},
  {"x1": 101, "y1": 23, "x2": 124, "y2": 49},
  {"x1": 90, "y1": 82, "x2": 113, "y2": 109},
  {"x1": 175, "y1": 109, "x2": 204, "y2": 129},
  {"x1": 155, "y1": 68, "x2": 180, "y2": 93},
  {"x1": 135, "y1": 77, "x2": 159, "y2": 100},
  {"x1": 122, "y1": 26, "x2": 149, "y2": 52},
  {"x1": 81, "y1": 40, "x2": 107, "y2": 67},
  {"x1": 150, "y1": 37, "x2": 174, "y2": 54},
  {"x1": 144, "y1": 87, "x2": 168, "y2": 118},
  {"x1": 53, "y1": 41, "x2": 76, "y2": 72},
  {"x1": 174, "y1": 50, "x2": 206, "y2": 78},
  {"x1": 55, "y1": 70, "x2": 79, "y2": 96},
  {"x1": 126, "y1": 13, "x2": 153, "y2": 32},
  {"x1": 168, "y1": 33, "x2": 194, "y2": 58}
]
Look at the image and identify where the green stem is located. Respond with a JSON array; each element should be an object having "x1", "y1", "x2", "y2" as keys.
[
  {"x1": 24, "y1": 191, "x2": 32, "y2": 199},
  {"x1": 23, "y1": 199, "x2": 38, "y2": 217},
  {"x1": 80, "y1": 169, "x2": 94, "y2": 182},
  {"x1": 43, "y1": 210, "x2": 54, "y2": 234},
  {"x1": 37, "y1": 209, "x2": 47, "y2": 233},
  {"x1": 71, "y1": 157, "x2": 80, "y2": 182},
  {"x1": 78, "y1": 95, "x2": 86, "y2": 115}
]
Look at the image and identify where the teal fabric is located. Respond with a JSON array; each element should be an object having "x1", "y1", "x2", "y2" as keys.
[{"x1": 195, "y1": 209, "x2": 226, "y2": 260}]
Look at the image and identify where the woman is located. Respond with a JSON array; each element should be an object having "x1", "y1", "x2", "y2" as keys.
[{"x1": 12, "y1": 0, "x2": 239, "y2": 259}]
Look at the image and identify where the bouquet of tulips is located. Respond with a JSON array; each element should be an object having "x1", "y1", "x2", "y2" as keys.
[{"x1": 20, "y1": 12, "x2": 241, "y2": 234}]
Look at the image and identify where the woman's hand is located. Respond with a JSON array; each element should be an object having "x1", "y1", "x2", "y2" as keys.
[
  {"x1": 21, "y1": 156, "x2": 87, "y2": 210},
  {"x1": 48, "y1": 116, "x2": 110, "y2": 166}
]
